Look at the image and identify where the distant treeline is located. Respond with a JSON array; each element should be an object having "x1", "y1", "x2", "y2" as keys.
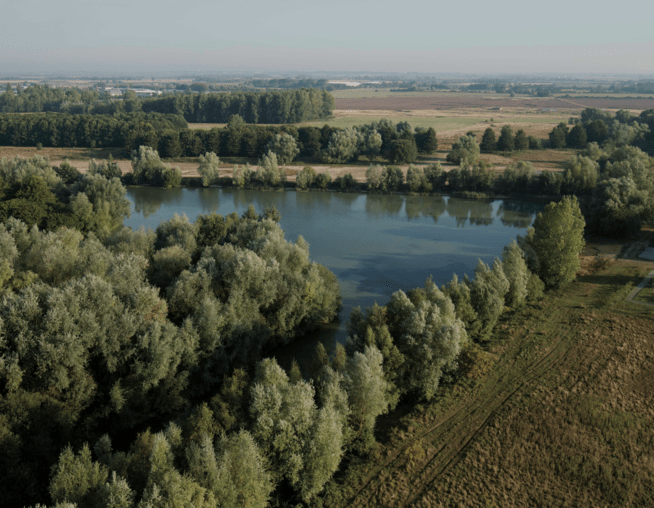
[
  {"x1": 0, "y1": 112, "x2": 187, "y2": 151},
  {"x1": 0, "y1": 86, "x2": 334, "y2": 124}
]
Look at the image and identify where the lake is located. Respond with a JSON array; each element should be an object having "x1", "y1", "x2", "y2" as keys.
[{"x1": 124, "y1": 187, "x2": 542, "y2": 366}]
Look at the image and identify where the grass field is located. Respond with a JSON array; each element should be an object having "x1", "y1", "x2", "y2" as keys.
[
  {"x1": 319, "y1": 257, "x2": 654, "y2": 508},
  {"x1": 634, "y1": 278, "x2": 654, "y2": 305}
]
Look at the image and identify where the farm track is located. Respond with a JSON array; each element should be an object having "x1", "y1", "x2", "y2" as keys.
[{"x1": 339, "y1": 304, "x2": 579, "y2": 508}]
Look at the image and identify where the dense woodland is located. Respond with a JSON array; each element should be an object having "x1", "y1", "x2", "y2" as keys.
[
  {"x1": 0, "y1": 156, "x2": 581, "y2": 506},
  {"x1": 0, "y1": 86, "x2": 333, "y2": 124}
]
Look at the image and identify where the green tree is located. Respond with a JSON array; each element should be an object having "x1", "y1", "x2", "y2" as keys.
[
  {"x1": 446, "y1": 135, "x2": 480, "y2": 165},
  {"x1": 548, "y1": 122, "x2": 568, "y2": 149},
  {"x1": 480, "y1": 127, "x2": 497, "y2": 152},
  {"x1": 562, "y1": 155, "x2": 598, "y2": 195},
  {"x1": 265, "y1": 132, "x2": 299, "y2": 164},
  {"x1": 198, "y1": 152, "x2": 221, "y2": 187},
  {"x1": 514, "y1": 129, "x2": 529, "y2": 151},
  {"x1": 295, "y1": 166, "x2": 317, "y2": 190},
  {"x1": 566, "y1": 123, "x2": 588, "y2": 149},
  {"x1": 501, "y1": 240, "x2": 530, "y2": 307},
  {"x1": 49, "y1": 444, "x2": 109, "y2": 508},
  {"x1": 325, "y1": 127, "x2": 360, "y2": 163},
  {"x1": 387, "y1": 138, "x2": 418, "y2": 164},
  {"x1": 497, "y1": 125, "x2": 515, "y2": 152},
  {"x1": 415, "y1": 127, "x2": 438, "y2": 154},
  {"x1": 469, "y1": 258, "x2": 510, "y2": 340},
  {"x1": 365, "y1": 164, "x2": 384, "y2": 192},
  {"x1": 519, "y1": 196, "x2": 585, "y2": 287}
]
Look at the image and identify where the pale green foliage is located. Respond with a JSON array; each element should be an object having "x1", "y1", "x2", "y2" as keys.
[
  {"x1": 562, "y1": 155, "x2": 599, "y2": 194},
  {"x1": 406, "y1": 165, "x2": 432, "y2": 193},
  {"x1": 446, "y1": 134, "x2": 480, "y2": 165},
  {"x1": 520, "y1": 196, "x2": 585, "y2": 287},
  {"x1": 49, "y1": 444, "x2": 108, "y2": 508},
  {"x1": 198, "y1": 152, "x2": 221, "y2": 187},
  {"x1": 497, "y1": 161, "x2": 535, "y2": 193},
  {"x1": 582, "y1": 141, "x2": 608, "y2": 162},
  {"x1": 213, "y1": 431, "x2": 273, "y2": 508},
  {"x1": 469, "y1": 259, "x2": 510, "y2": 340},
  {"x1": 501, "y1": 240, "x2": 530, "y2": 307},
  {"x1": 106, "y1": 227, "x2": 155, "y2": 258},
  {"x1": 130, "y1": 146, "x2": 181, "y2": 187},
  {"x1": 265, "y1": 133, "x2": 299, "y2": 164},
  {"x1": 0, "y1": 155, "x2": 62, "y2": 189},
  {"x1": 250, "y1": 357, "x2": 343, "y2": 499},
  {"x1": 365, "y1": 164, "x2": 384, "y2": 192},
  {"x1": 386, "y1": 281, "x2": 467, "y2": 400},
  {"x1": 343, "y1": 345, "x2": 391, "y2": 433},
  {"x1": 231, "y1": 163, "x2": 252, "y2": 188},
  {"x1": 69, "y1": 173, "x2": 131, "y2": 236},
  {"x1": 88, "y1": 158, "x2": 121, "y2": 179},
  {"x1": 357, "y1": 128, "x2": 382, "y2": 159},
  {"x1": 154, "y1": 214, "x2": 197, "y2": 253},
  {"x1": 589, "y1": 177, "x2": 650, "y2": 236},
  {"x1": 606, "y1": 121, "x2": 649, "y2": 147},
  {"x1": 441, "y1": 273, "x2": 479, "y2": 337},
  {"x1": 295, "y1": 166, "x2": 317, "y2": 190},
  {"x1": 253, "y1": 151, "x2": 285, "y2": 188},
  {"x1": 325, "y1": 127, "x2": 361, "y2": 163},
  {"x1": 99, "y1": 472, "x2": 134, "y2": 508}
]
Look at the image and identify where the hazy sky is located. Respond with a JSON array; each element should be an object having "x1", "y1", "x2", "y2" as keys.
[{"x1": 1, "y1": 0, "x2": 653, "y2": 76}]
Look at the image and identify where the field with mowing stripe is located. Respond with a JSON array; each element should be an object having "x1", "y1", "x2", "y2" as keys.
[{"x1": 319, "y1": 258, "x2": 654, "y2": 508}]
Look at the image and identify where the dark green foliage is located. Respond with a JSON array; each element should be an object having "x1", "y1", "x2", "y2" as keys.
[
  {"x1": 414, "y1": 127, "x2": 438, "y2": 153},
  {"x1": 333, "y1": 172, "x2": 356, "y2": 190},
  {"x1": 387, "y1": 138, "x2": 418, "y2": 163},
  {"x1": 586, "y1": 119, "x2": 609, "y2": 144},
  {"x1": 528, "y1": 135, "x2": 543, "y2": 150},
  {"x1": 548, "y1": 122, "x2": 569, "y2": 149},
  {"x1": 141, "y1": 88, "x2": 334, "y2": 123},
  {"x1": 514, "y1": 129, "x2": 529, "y2": 151},
  {"x1": 480, "y1": 127, "x2": 497, "y2": 152},
  {"x1": 566, "y1": 123, "x2": 588, "y2": 149},
  {"x1": 497, "y1": 125, "x2": 515, "y2": 152},
  {"x1": 424, "y1": 163, "x2": 447, "y2": 192},
  {"x1": 55, "y1": 159, "x2": 81, "y2": 184}
]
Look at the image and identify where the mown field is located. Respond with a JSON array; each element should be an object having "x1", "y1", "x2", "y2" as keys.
[{"x1": 319, "y1": 256, "x2": 654, "y2": 508}]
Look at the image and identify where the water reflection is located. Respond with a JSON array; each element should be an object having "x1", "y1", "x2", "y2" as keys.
[
  {"x1": 124, "y1": 187, "x2": 543, "y2": 357},
  {"x1": 497, "y1": 200, "x2": 543, "y2": 228},
  {"x1": 405, "y1": 195, "x2": 447, "y2": 223},
  {"x1": 129, "y1": 186, "x2": 185, "y2": 218},
  {"x1": 365, "y1": 193, "x2": 404, "y2": 218},
  {"x1": 446, "y1": 197, "x2": 495, "y2": 227}
]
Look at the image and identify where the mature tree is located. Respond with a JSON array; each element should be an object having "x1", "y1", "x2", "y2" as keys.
[
  {"x1": 548, "y1": 122, "x2": 568, "y2": 149},
  {"x1": 253, "y1": 151, "x2": 285, "y2": 188},
  {"x1": 265, "y1": 132, "x2": 300, "y2": 164},
  {"x1": 387, "y1": 138, "x2": 418, "y2": 164},
  {"x1": 198, "y1": 152, "x2": 221, "y2": 187},
  {"x1": 382, "y1": 165, "x2": 404, "y2": 191},
  {"x1": 528, "y1": 135, "x2": 543, "y2": 149},
  {"x1": 586, "y1": 119, "x2": 609, "y2": 144},
  {"x1": 365, "y1": 164, "x2": 384, "y2": 192},
  {"x1": 232, "y1": 163, "x2": 252, "y2": 188},
  {"x1": 480, "y1": 127, "x2": 497, "y2": 152},
  {"x1": 566, "y1": 123, "x2": 588, "y2": 149},
  {"x1": 446, "y1": 134, "x2": 480, "y2": 165},
  {"x1": 519, "y1": 195, "x2": 585, "y2": 287},
  {"x1": 415, "y1": 127, "x2": 438, "y2": 153},
  {"x1": 496, "y1": 161, "x2": 535, "y2": 194},
  {"x1": 385, "y1": 281, "x2": 467, "y2": 400},
  {"x1": 562, "y1": 155, "x2": 598, "y2": 195},
  {"x1": 588, "y1": 177, "x2": 650, "y2": 236},
  {"x1": 497, "y1": 125, "x2": 515, "y2": 152},
  {"x1": 501, "y1": 240, "x2": 530, "y2": 307},
  {"x1": 325, "y1": 127, "x2": 360, "y2": 163},
  {"x1": 357, "y1": 128, "x2": 383, "y2": 160},
  {"x1": 295, "y1": 166, "x2": 317, "y2": 190},
  {"x1": 424, "y1": 163, "x2": 446, "y2": 191},
  {"x1": 406, "y1": 165, "x2": 431, "y2": 193},
  {"x1": 469, "y1": 258, "x2": 510, "y2": 340},
  {"x1": 514, "y1": 129, "x2": 529, "y2": 151}
]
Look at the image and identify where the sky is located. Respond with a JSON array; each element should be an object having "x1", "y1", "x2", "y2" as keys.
[{"x1": 1, "y1": 0, "x2": 653, "y2": 76}]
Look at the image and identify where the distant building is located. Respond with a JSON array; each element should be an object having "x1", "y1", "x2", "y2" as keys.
[
  {"x1": 107, "y1": 88, "x2": 123, "y2": 97},
  {"x1": 134, "y1": 89, "x2": 163, "y2": 97}
]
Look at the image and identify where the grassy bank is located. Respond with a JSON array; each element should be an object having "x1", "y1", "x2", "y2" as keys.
[{"x1": 317, "y1": 259, "x2": 654, "y2": 508}]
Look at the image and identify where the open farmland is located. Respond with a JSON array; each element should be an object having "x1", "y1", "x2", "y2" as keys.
[{"x1": 333, "y1": 94, "x2": 654, "y2": 112}]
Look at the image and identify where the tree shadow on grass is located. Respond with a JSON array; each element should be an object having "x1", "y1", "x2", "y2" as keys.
[{"x1": 576, "y1": 273, "x2": 644, "y2": 288}]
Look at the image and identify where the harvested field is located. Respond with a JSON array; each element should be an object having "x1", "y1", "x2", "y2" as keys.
[{"x1": 333, "y1": 95, "x2": 654, "y2": 112}]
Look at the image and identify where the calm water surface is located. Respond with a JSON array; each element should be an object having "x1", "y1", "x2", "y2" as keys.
[{"x1": 125, "y1": 187, "x2": 542, "y2": 365}]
